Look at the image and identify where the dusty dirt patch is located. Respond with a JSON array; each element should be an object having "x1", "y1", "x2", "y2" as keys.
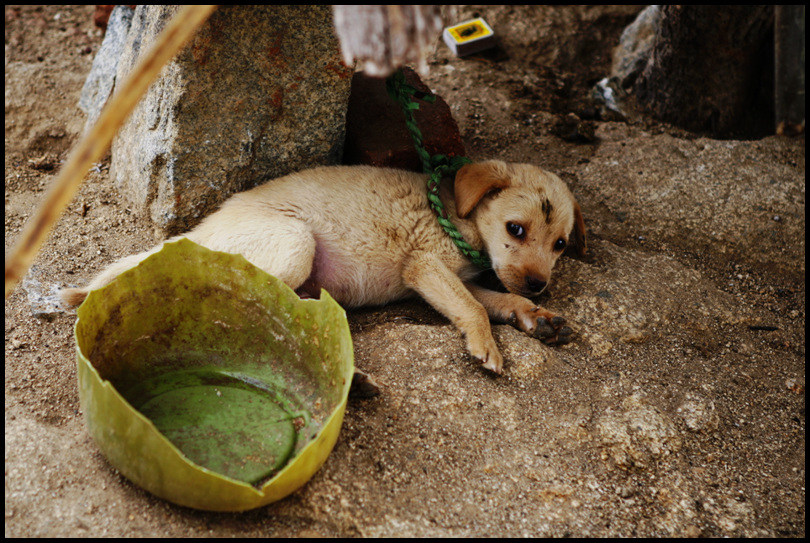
[{"x1": 5, "y1": 5, "x2": 804, "y2": 537}]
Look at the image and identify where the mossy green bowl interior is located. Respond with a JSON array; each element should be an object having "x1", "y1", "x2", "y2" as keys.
[{"x1": 74, "y1": 239, "x2": 354, "y2": 511}]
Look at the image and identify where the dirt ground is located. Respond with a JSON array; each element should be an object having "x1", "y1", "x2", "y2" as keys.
[{"x1": 5, "y1": 5, "x2": 805, "y2": 537}]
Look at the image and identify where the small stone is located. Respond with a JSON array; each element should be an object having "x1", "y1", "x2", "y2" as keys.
[
  {"x1": 676, "y1": 392, "x2": 719, "y2": 432},
  {"x1": 552, "y1": 113, "x2": 597, "y2": 143},
  {"x1": 785, "y1": 378, "x2": 804, "y2": 394},
  {"x1": 350, "y1": 370, "x2": 382, "y2": 399}
]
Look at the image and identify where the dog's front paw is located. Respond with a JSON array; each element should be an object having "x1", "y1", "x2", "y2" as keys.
[
  {"x1": 466, "y1": 334, "x2": 504, "y2": 374},
  {"x1": 532, "y1": 315, "x2": 574, "y2": 345},
  {"x1": 507, "y1": 305, "x2": 574, "y2": 346}
]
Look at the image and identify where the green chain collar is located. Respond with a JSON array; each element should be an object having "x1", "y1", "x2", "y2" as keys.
[{"x1": 385, "y1": 69, "x2": 492, "y2": 269}]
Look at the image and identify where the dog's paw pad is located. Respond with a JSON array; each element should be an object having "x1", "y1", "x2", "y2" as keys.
[
  {"x1": 543, "y1": 327, "x2": 574, "y2": 346},
  {"x1": 550, "y1": 316, "x2": 566, "y2": 328},
  {"x1": 534, "y1": 316, "x2": 575, "y2": 346},
  {"x1": 533, "y1": 317, "x2": 556, "y2": 339},
  {"x1": 555, "y1": 326, "x2": 573, "y2": 345}
]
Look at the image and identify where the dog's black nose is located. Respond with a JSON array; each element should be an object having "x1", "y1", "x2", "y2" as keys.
[{"x1": 525, "y1": 276, "x2": 547, "y2": 293}]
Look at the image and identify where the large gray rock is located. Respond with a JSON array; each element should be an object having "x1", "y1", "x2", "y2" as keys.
[
  {"x1": 108, "y1": 5, "x2": 353, "y2": 234},
  {"x1": 78, "y1": 5, "x2": 135, "y2": 132}
]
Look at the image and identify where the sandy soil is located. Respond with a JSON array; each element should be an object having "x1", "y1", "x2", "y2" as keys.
[{"x1": 5, "y1": 5, "x2": 805, "y2": 537}]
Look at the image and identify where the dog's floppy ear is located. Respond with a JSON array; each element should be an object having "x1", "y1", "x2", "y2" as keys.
[
  {"x1": 454, "y1": 161, "x2": 511, "y2": 218},
  {"x1": 572, "y1": 200, "x2": 588, "y2": 256}
]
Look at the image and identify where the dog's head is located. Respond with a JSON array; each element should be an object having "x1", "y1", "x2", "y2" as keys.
[{"x1": 454, "y1": 160, "x2": 587, "y2": 297}]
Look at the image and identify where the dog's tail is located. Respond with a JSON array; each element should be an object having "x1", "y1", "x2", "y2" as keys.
[
  {"x1": 59, "y1": 244, "x2": 169, "y2": 307},
  {"x1": 60, "y1": 286, "x2": 90, "y2": 307}
]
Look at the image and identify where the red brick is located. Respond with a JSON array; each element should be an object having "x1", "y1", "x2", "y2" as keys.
[{"x1": 343, "y1": 67, "x2": 466, "y2": 172}]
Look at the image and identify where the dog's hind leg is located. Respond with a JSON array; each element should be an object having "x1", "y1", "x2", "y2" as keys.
[
  {"x1": 189, "y1": 211, "x2": 317, "y2": 293},
  {"x1": 61, "y1": 212, "x2": 317, "y2": 307}
]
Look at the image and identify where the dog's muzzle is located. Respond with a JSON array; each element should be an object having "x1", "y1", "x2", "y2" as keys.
[{"x1": 524, "y1": 275, "x2": 547, "y2": 295}]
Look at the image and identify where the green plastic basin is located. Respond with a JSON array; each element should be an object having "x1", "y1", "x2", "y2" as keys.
[{"x1": 74, "y1": 239, "x2": 354, "y2": 511}]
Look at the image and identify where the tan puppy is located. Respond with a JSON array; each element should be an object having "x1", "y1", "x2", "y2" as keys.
[{"x1": 62, "y1": 160, "x2": 586, "y2": 374}]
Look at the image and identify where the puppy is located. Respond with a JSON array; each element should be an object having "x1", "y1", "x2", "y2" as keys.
[{"x1": 62, "y1": 160, "x2": 586, "y2": 374}]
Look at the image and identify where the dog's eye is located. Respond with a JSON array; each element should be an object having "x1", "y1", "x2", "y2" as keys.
[
  {"x1": 506, "y1": 222, "x2": 525, "y2": 239},
  {"x1": 553, "y1": 238, "x2": 567, "y2": 252}
]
